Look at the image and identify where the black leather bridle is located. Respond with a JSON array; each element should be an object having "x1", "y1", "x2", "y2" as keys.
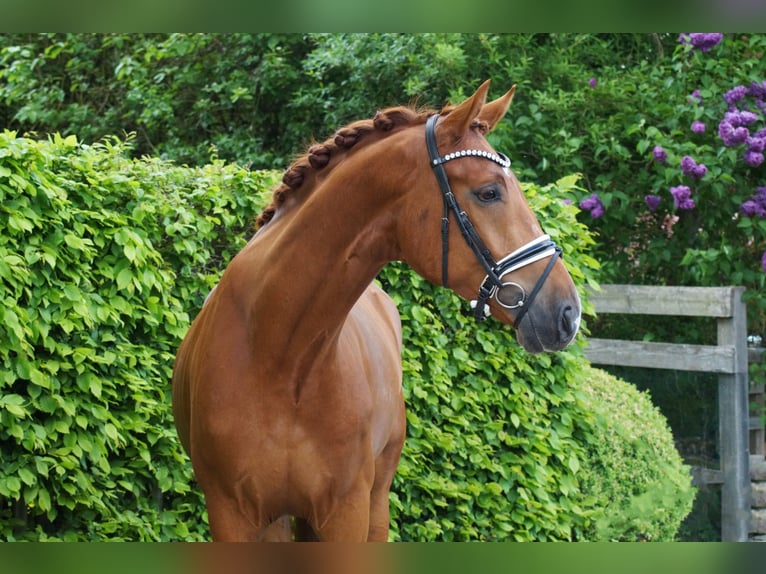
[{"x1": 425, "y1": 114, "x2": 562, "y2": 325}]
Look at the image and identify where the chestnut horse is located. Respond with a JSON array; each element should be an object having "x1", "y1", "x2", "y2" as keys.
[{"x1": 172, "y1": 81, "x2": 581, "y2": 541}]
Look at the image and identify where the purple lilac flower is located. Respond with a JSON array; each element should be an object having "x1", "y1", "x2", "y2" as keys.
[
  {"x1": 724, "y1": 85, "x2": 748, "y2": 106},
  {"x1": 653, "y1": 145, "x2": 668, "y2": 163},
  {"x1": 748, "y1": 81, "x2": 766, "y2": 100},
  {"x1": 741, "y1": 187, "x2": 766, "y2": 218},
  {"x1": 723, "y1": 111, "x2": 741, "y2": 127},
  {"x1": 691, "y1": 121, "x2": 706, "y2": 134},
  {"x1": 762, "y1": 251, "x2": 766, "y2": 273},
  {"x1": 719, "y1": 120, "x2": 751, "y2": 146},
  {"x1": 735, "y1": 127, "x2": 750, "y2": 144},
  {"x1": 741, "y1": 200, "x2": 766, "y2": 218},
  {"x1": 745, "y1": 150, "x2": 765, "y2": 167},
  {"x1": 670, "y1": 185, "x2": 695, "y2": 210},
  {"x1": 724, "y1": 110, "x2": 760, "y2": 128},
  {"x1": 678, "y1": 33, "x2": 724, "y2": 52},
  {"x1": 589, "y1": 77, "x2": 597, "y2": 88},
  {"x1": 579, "y1": 193, "x2": 605, "y2": 218},
  {"x1": 749, "y1": 137, "x2": 766, "y2": 153},
  {"x1": 718, "y1": 121, "x2": 734, "y2": 144},
  {"x1": 737, "y1": 111, "x2": 758, "y2": 126},
  {"x1": 645, "y1": 194, "x2": 662, "y2": 212},
  {"x1": 681, "y1": 155, "x2": 697, "y2": 175},
  {"x1": 680, "y1": 155, "x2": 707, "y2": 178}
]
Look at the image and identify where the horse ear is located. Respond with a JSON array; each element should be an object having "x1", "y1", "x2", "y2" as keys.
[
  {"x1": 439, "y1": 80, "x2": 492, "y2": 140},
  {"x1": 478, "y1": 85, "x2": 516, "y2": 133}
]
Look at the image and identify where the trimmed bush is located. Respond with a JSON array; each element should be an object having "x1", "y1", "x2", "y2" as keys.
[
  {"x1": 0, "y1": 131, "x2": 274, "y2": 540},
  {"x1": 577, "y1": 366, "x2": 696, "y2": 541},
  {"x1": 0, "y1": 132, "x2": 692, "y2": 540}
]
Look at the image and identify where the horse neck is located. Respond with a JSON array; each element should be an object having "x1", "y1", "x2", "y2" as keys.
[{"x1": 241, "y1": 135, "x2": 419, "y2": 372}]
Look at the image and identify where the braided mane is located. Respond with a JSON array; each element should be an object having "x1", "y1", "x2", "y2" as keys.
[
  {"x1": 254, "y1": 102, "x2": 491, "y2": 229},
  {"x1": 255, "y1": 106, "x2": 426, "y2": 229}
]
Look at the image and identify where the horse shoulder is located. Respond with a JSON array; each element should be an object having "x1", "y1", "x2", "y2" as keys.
[{"x1": 357, "y1": 282, "x2": 402, "y2": 348}]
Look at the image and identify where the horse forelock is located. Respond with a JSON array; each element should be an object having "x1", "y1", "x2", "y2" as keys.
[{"x1": 255, "y1": 105, "x2": 434, "y2": 229}]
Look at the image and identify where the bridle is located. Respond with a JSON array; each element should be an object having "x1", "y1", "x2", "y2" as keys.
[{"x1": 425, "y1": 114, "x2": 562, "y2": 325}]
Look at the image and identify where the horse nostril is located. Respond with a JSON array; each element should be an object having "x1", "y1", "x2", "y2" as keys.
[{"x1": 559, "y1": 304, "x2": 578, "y2": 340}]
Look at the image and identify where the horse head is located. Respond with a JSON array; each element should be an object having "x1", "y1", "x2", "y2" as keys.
[{"x1": 396, "y1": 80, "x2": 581, "y2": 353}]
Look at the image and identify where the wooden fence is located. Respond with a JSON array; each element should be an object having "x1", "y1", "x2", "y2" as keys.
[{"x1": 584, "y1": 284, "x2": 751, "y2": 542}]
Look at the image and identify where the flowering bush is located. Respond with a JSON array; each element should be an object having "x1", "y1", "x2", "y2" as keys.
[
  {"x1": 651, "y1": 35, "x2": 766, "y2": 329},
  {"x1": 558, "y1": 34, "x2": 766, "y2": 340}
]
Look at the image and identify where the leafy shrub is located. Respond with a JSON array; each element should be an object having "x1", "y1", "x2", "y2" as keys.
[
  {"x1": 0, "y1": 33, "x2": 314, "y2": 167},
  {"x1": 0, "y1": 131, "x2": 691, "y2": 541},
  {"x1": 0, "y1": 130, "x2": 275, "y2": 540},
  {"x1": 577, "y1": 366, "x2": 696, "y2": 541}
]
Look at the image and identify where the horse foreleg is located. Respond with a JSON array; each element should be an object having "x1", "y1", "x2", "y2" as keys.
[
  {"x1": 206, "y1": 490, "x2": 292, "y2": 542},
  {"x1": 206, "y1": 491, "x2": 260, "y2": 541},
  {"x1": 312, "y1": 485, "x2": 372, "y2": 542},
  {"x1": 367, "y1": 439, "x2": 404, "y2": 542}
]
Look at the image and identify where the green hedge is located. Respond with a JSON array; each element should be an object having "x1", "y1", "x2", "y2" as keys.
[
  {"x1": 0, "y1": 131, "x2": 273, "y2": 540},
  {"x1": 0, "y1": 132, "x2": 693, "y2": 540}
]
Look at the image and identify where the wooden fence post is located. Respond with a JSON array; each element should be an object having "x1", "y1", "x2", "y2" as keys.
[{"x1": 717, "y1": 286, "x2": 750, "y2": 542}]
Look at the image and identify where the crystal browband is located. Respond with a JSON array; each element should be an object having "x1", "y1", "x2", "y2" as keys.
[{"x1": 431, "y1": 149, "x2": 511, "y2": 169}]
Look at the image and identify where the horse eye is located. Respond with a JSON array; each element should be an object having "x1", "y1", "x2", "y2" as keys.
[{"x1": 474, "y1": 186, "x2": 501, "y2": 203}]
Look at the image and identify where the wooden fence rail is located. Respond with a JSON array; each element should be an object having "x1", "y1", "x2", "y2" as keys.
[{"x1": 584, "y1": 284, "x2": 751, "y2": 542}]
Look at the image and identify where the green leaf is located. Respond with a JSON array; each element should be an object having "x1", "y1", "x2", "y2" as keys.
[
  {"x1": 0, "y1": 476, "x2": 21, "y2": 497},
  {"x1": 63, "y1": 284, "x2": 82, "y2": 302},
  {"x1": 568, "y1": 454, "x2": 580, "y2": 474},
  {"x1": 116, "y1": 267, "x2": 133, "y2": 291},
  {"x1": 1, "y1": 308, "x2": 26, "y2": 342},
  {"x1": 64, "y1": 233, "x2": 87, "y2": 251},
  {"x1": 36, "y1": 458, "x2": 50, "y2": 477},
  {"x1": 38, "y1": 488, "x2": 52, "y2": 512},
  {"x1": 29, "y1": 368, "x2": 51, "y2": 389},
  {"x1": 19, "y1": 467, "x2": 36, "y2": 486},
  {"x1": 124, "y1": 242, "x2": 137, "y2": 261},
  {"x1": 1, "y1": 394, "x2": 29, "y2": 417},
  {"x1": 452, "y1": 348, "x2": 469, "y2": 362},
  {"x1": 104, "y1": 423, "x2": 120, "y2": 443}
]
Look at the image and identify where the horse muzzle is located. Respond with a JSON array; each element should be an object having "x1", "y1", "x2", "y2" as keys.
[{"x1": 514, "y1": 289, "x2": 581, "y2": 353}]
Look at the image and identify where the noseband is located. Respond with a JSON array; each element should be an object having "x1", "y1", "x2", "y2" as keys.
[{"x1": 425, "y1": 114, "x2": 562, "y2": 325}]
